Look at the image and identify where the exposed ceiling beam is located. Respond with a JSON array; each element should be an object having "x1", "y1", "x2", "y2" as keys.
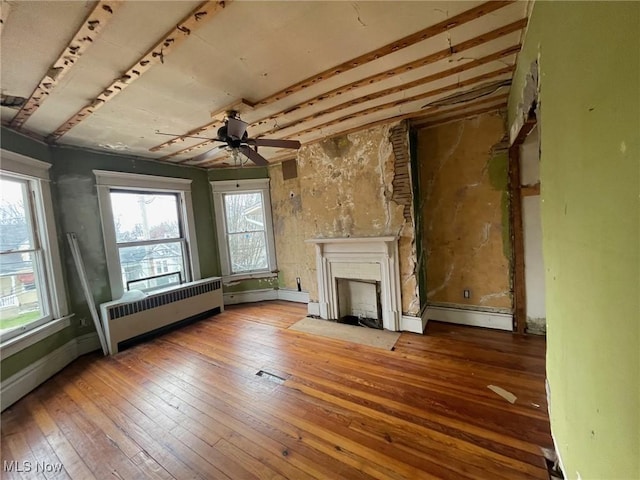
[
  {"x1": 252, "y1": 1, "x2": 513, "y2": 109},
  {"x1": 149, "y1": 1, "x2": 514, "y2": 152},
  {"x1": 279, "y1": 65, "x2": 515, "y2": 141},
  {"x1": 9, "y1": 1, "x2": 122, "y2": 129},
  {"x1": 260, "y1": 45, "x2": 520, "y2": 138},
  {"x1": 253, "y1": 18, "x2": 527, "y2": 130},
  {"x1": 47, "y1": 0, "x2": 231, "y2": 143},
  {"x1": 196, "y1": 93, "x2": 510, "y2": 169},
  {"x1": 199, "y1": 94, "x2": 509, "y2": 168},
  {"x1": 170, "y1": 52, "x2": 517, "y2": 164},
  {"x1": 150, "y1": 98, "x2": 254, "y2": 152},
  {"x1": 415, "y1": 103, "x2": 508, "y2": 129}
]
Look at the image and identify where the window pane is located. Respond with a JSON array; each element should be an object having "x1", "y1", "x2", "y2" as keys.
[
  {"x1": 0, "y1": 251, "x2": 47, "y2": 334},
  {"x1": 111, "y1": 192, "x2": 180, "y2": 242},
  {"x1": 228, "y1": 231, "x2": 268, "y2": 273},
  {"x1": 118, "y1": 242, "x2": 185, "y2": 291},
  {"x1": 0, "y1": 178, "x2": 34, "y2": 252},
  {"x1": 224, "y1": 193, "x2": 264, "y2": 234}
]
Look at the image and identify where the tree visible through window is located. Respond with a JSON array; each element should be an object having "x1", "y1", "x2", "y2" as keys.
[
  {"x1": 0, "y1": 177, "x2": 48, "y2": 336},
  {"x1": 110, "y1": 191, "x2": 187, "y2": 291},
  {"x1": 223, "y1": 192, "x2": 269, "y2": 273}
]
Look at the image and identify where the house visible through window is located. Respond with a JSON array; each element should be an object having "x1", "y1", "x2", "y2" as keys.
[
  {"x1": 211, "y1": 179, "x2": 277, "y2": 278},
  {"x1": 95, "y1": 170, "x2": 201, "y2": 300},
  {"x1": 0, "y1": 151, "x2": 69, "y2": 344},
  {"x1": 110, "y1": 191, "x2": 186, "y2": 291}
]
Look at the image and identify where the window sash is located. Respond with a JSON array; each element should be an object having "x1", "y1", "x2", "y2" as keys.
[
  {"x1": 110, "y1": 191, "x2": 189, "y2": 294},
  {"x1": 0, "y1": 175, "x2": 53, "y2": 342},
  {"x1": 96, "y1": 173, "x2": 200, "y2": 300},
  {"x1": 211, "y1": 178, "x2": 277, "y2": 279}
]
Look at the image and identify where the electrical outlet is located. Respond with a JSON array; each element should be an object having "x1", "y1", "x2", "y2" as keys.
[{"x1": 463, "y1": 289, "x2": 471, "y2": 299}]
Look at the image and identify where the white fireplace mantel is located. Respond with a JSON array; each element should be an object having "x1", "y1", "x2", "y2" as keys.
[{"x1": 306, "y1": 236, "x2": 402, "y2": 331}]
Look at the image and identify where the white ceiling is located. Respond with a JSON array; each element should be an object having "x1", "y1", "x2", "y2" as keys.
[{"x1": 1, "y1": 1, "x2": 529, "y2": 168}]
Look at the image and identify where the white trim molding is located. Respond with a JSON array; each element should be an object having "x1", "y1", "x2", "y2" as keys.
[
  {"x1": 94, "y1": 170, "x2": 201, "y2": 299},
  {"x1": 93, "y1": 169, "x2": 192, "y2": 191},
  {"x1": 425, "y1": 305, "x2": 512, "y2": 330},
  {"x1": 277, "y1": 289, "x2": 309, "y2": 304},
  {"x1": 1, "y1": 332, "x2": 100, "y2": 411},
  {"x1": 306, "y1": 236, "x2": 402, "y2": 332},
  {"x1": 0, "y1": 149, "x2": 70, "y2": 343},
  {"x1": 400, "y1": 313, "x2": 428, "y2": 334},
  {"x1": 1, "y1": 315, "x2": 72, "y2": 358},
  {"x1": 223, "y1": 289, "x2": 278, "y2": 305},
  {"x1": 0, "y1": 149, "x2": 51, "y2": 179},
  {"x1": 223, "y1": 288, "x2": 309, "y2": 305},
  {"x1": 307, "y1": 301, "x2": 320, "y2": 317},
  {"x1": 210, "y1": 178, "x2": 277, "y2": 278}
]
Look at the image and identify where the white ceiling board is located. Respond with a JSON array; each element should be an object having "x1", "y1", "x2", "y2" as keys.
[
  {"x1": 0, "y1": 1, "x2": 93, "y2": 96},
  {"x1": 1, "y1": 1, "x2": 530, "y2": 168}
]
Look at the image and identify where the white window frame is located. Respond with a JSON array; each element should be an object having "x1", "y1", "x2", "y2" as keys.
[
  {"x1": 0, "y1": 149, "x2": 70, "y2": 349},
  {"x1": 95, "y1": 170, "x2": 201, "y2": 300},
  {"x1": 211, "y1": 178, "x2": 277, "y2": 280}
]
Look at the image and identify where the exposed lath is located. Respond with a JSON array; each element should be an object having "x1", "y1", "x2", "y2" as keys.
[
  {"x1": 47, "y1": 0, "x2": 231, "y2": 142},
  {"x1": 10, "y1": 1, "x2": 121, "y2": 129},
  {"x1": 390, "y1": 123, "x2": 412, "y2": 220}
]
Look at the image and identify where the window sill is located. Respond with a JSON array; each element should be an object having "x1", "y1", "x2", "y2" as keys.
[
  {"x1": 0, "y1": 315, "x2": 74, "y2": 358},
  {"x1": 222, "y1": 271, "x2": 278, "y2": 284}
]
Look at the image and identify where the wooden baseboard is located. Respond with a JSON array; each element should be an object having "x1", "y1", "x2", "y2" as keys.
[
  {"x1": 425, "y1": 305, "x2": 512, "y2": 330},
  {"x1": 223, "y1": 289, "x2": 278, "y2": 305},
  {"x1": 400, "y1": 313, "x2": 428, "y2": 334},
  {"x1": 2, "y1": 337, "x2": 79, "y2": 411},
  {"x1": 277, "y1": 289, "x2": 309, "y2": 304}
]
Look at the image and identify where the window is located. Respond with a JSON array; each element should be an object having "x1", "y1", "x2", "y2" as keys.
[
  {"x1": 95, "y1": 171, "x2": 200, "y2": 299},
  {"x1": 211, "y1": 179, "x2": 277, "y2": 278},
  {"x1": 0, "y1": 150, "x2": 69, "y2": 343}
]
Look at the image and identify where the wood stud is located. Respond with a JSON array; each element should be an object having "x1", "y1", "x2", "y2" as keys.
[
  {"x1": 252, "y1": 19, "x2": 527, "y2": 132},
  {"x1": 253, "y1": 1, "x2": 512, "y2": 108},
  {"x1": 9, "y1": 1, "x2": 122, "y2": 129},
  {"x1": 509, "y1": 115, "x2": 537, "y2": 334},
  {"x1": 46, "y1": 0, "x2": 231, "y2": 142},
  {"x1": 149, "y1": 2, "x2": 519, "y2": 159}
]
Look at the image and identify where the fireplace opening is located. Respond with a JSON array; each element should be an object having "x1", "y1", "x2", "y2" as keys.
[{"x1": 336, "y1": 278, "x2": 383, "y2": 330}]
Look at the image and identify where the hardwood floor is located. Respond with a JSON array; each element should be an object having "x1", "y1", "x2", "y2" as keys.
[{"x1": 1, "y1": 301, "x2": 553, "y2": 479}]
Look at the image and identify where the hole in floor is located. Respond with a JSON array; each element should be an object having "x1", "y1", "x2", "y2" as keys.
[{"x1": 256, "y1": 370, "x2": 286, "y2": 384}]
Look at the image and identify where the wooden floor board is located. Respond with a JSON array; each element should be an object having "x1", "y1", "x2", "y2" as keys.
[{"x1": 1, "y1": 301, "x2": 553, "y2": 479}]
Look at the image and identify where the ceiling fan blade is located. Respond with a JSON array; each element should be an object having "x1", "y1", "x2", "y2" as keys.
[
  {"x1": 191, "y1": 147, "x2": 221, "y2": 163},
  {"x1": 239, "y1": 145, "x2": 269, "y2": 166},
  {"x1": 226, "y1": 117, "x2": 248, "y2": 140},
  {"x1": 155, "y1": 131, "x2": 226, "y2": 142},
  {"x1": 247, "y1": 138, "x2": 301, "y2": 149}
]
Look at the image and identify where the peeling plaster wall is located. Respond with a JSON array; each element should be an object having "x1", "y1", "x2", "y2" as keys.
[
  {"x1": 509, "y1": 2, "x2": 639, "y2": 478},
  {"x1": 269, "y1": 123, "x2": 420, "y2": 315},
  {"x1": 417, "y1": 112, "x2": 511, "y2": 311}
]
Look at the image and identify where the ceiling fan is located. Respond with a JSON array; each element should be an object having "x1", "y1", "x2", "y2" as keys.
[{"x1": 159, "y1": 111, "x2": 301, "y2": 166}]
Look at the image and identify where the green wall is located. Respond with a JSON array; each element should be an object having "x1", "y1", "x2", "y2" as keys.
[
  {"x1": 509, "y1": 2, "x2": 639, "y2": 478},
  {"x1": 1, "y1": 128, "x2": 220, "y2": 379}
]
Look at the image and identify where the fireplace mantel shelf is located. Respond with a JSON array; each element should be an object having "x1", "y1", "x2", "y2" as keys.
[
  {"x1": 306, "y1": 236, "x2": 397, "y2": 244},
  {"x1": 308, "y1": 236, "x2": 402, "y2": 331}
]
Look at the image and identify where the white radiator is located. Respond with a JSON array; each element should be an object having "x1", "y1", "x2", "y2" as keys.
[{"x1": 99, "y1": 277, "x2": 223, "y2": 355}]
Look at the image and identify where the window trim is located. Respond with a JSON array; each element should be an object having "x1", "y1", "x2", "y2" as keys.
[
  {"x1": 95, "y1": 170, "x2": 201, "y2": 300},
  {"x1": 210, "y1": 178, "x2": 277, "y2": 280},
  {"x1": 0, "y1": 149, "x2": 70, "y2": 346}
]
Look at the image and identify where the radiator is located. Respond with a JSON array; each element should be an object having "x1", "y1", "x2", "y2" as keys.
[{"x1": 99, "y1": 277, "x2": 223, "y2": 355}]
